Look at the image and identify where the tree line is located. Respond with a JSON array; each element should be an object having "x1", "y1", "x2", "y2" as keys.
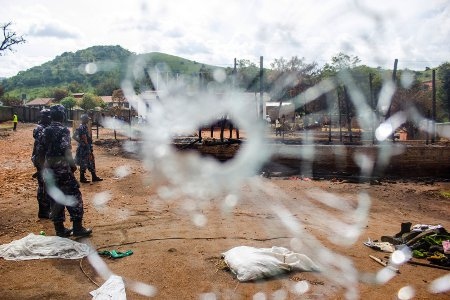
[{"x1": 0, "y1": 28, "x2": 449, "y2": 125}]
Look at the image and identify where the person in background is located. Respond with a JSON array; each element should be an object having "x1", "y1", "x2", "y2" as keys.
[
  {"x1": 37, "y1": 105, "x2": 92, "y2": 237},
  {"x1": 275, "y1": 118, "x2": 282, "y2": 136},
  {"x1": 12, "y1": 112, "x2": 18, "y2": 131},
  {"x1": 31, "y1": 109, "x2": 52, "y2": 219},
  {"x1": 73, "y1": 114, "x2": 103, "y2": 183}
]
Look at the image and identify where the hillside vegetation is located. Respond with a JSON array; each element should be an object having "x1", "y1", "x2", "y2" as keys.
[
  {"x1": 1, "y1": 46, "x2": 449, "y2": 122},
  {"x1": 1, "y1": 45, "x2": 220, "y2": 99}
]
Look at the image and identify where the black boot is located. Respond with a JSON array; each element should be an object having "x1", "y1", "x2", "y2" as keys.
[
  {"x1": 73, "y1": 220, "x2": 92, "y2": 237},
  {"x1": 80, "y1": 171, "x2": 90, "y2": 183},
  {"x1": 38, "y1": 205, "x2": 51, "y2": 219},
  {"x1": 394, "y1": 222, "x2": 412, "y2": 238},
  {"x1": 91, "y1": 172, "x2": 103, "y2": 182},
  {"x1": 38, "y1": 210, "x2": 51, "y2": 219},
  {"x1": 54, "y1": 222, "x2": 72, "y2": 237}
]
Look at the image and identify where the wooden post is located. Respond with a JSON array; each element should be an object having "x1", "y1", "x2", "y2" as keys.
[
  {"x1": 369, "y1": 73, "x2": 375, "y2": 144},
  {"x1": 338, "y1": 89, "x2": 342, "y2": 143},
  {"x1": 387, "y1": 59, "x2": 398, "y2": 142},
  {"x1": 129, "y1": 109, "x2": 132, "y2": 141},
  {"x1": 426, "y1": 110, "x2": 430, "y2": 145},
  {"x1": 344, "y1": 86, "x2": 352, "y2": 143},
  {"x1": 431, "y1": 69, "x2": 436, "y2": 143},
  {"x1": 326, "y1": 91, "x2": 333, "y2": 143},
  {"x1": 328, "y1": 111, "x2": 332, "y2": 143},
  {"x1": 260, "y1": 56, "x2": 264, "y2": 120},
  {"x1": 392, "y1": 59, "x2": 398, "y2": 82}
]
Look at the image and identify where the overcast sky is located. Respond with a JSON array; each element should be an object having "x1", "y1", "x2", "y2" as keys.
[{"x1": 1, "y1": 0, "x2": 449, "y2": 78}]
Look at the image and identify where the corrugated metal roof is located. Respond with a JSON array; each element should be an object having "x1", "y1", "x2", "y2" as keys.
[
  {"x1": 100, "y1": 96, "x2": 113, "y2": 103},
  {"x1": 25, "y1": 98, "x2": 53, "y2": 106}
]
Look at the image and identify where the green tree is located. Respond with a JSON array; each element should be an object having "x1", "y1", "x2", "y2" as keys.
[
  {"x1": 236, "y1": 59, "x2": 260, "y2": 91},
  {"x1": 53, "y1": 87, "x2": 69, "y2": 102},
  {"x1": 268, "y1": 56, "x2": 319, "y2": 101},
  {"x1": 60, "y1": 96, "x2": 77, "y2": 120},
  {"x1": 390, "y1": 81, "x2": 432, "y2": 138},
  {"x1": 437, "y1": 62, "x2": 450, "y2": 121},
  {"x1": 1, "y1": 94, "x2": 22, "y2": 106},
  {"x1": 198, "y1": 64, "x2": 213, "y2": 90},
  {"x1": 270, "y1": 56, "x2": 317, "y2": 75},
  {"x1": 67, "y1": 81, "x2": 84, "y2": 93},
  {"x1": 331, "y1": 52, "x2": 361, "y2": 71},
  {"x1": 60, "y1": 96, "x2": 77, "y2": 110},
  {"x1": 319, "y1": 52, "x2": 361, "y2": 78},
  {"x1": 0, "y1": 22, "x2": 26, "y2": 55},
  {"x1": 95, "y1": 77, "x2": 120, "y2": 95},
  {"x1": 79, "y1": 93, "x2": 103, "y2": 111}
]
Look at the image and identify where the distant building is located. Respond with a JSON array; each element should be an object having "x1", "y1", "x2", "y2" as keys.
[
  {"x1": 100, "y1": 95, "x2": 129, "y2": 108},
  {"x1": 265, "y1": 101, "x2": 295, "y2": 121},
  {"x1": 135, "y1": 91, "x2": 159, "y2": 116},
  {"x1": 72, "y1": 93, "x2": 85, "y2": 99},
  {"x1": 25, "y1": 98, "x2": 54, "y2": 109}
]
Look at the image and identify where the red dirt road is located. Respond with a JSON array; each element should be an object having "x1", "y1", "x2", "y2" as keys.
[{"x1": 0, "y1": 123, "x2": 449, "y2": 299}]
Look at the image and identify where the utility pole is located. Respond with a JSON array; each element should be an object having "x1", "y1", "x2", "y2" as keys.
[
  {"x1": 387, "y1": 59, "x2": 398, "y2": 142},
  {"x1": 338, "y1": 89, "x2": 342, "y2": 143},
  {"x1": 369, "y1": 73, "x2": 375, "y2": 144},
  {"x1": 431, "y1": 69, "x2": 436, "y2": 143},
  {"x1": 386, "y1": 59, "x2": 398, "y2": 119},
  {"x1": 259, "y1": 56, "x2": 264, "y2": 119},
  {"x1": 233, "y1": 58, "x2": 237, "y2": 88},
  {"x1": 344, "y1": 86, "x2": 352, "y2": 143}
]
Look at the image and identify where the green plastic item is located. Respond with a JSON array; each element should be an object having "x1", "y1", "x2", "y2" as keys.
[
  {"x1": 98, "y1": 249, "x2": 133, "y2": 259},
  {"x1": 412, "y1": 249, "x2": 426, "y2": 258}
]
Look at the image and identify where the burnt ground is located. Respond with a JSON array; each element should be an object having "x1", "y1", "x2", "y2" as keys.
[{"x1": 0, "y1": 123, "x2": 449, "y2": 299}]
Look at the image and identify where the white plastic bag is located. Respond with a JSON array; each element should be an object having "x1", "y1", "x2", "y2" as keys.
[
  {"x1": 90, "y1": 275, "x2": 127, "y2": 300},
  {"x1": 222, "y1": 246, "x2": 319, "y2": 281},
  {"x1": 0, "y1": 233, "x2": 91, "y2": 260}
]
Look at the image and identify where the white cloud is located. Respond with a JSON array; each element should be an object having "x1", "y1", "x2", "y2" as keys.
[
  {"x1": 27, "y1": 21, "x2": 81, "y2": 39},
  {"x1": 0, "y1": 0, "x2": 448, "y2": 78}
]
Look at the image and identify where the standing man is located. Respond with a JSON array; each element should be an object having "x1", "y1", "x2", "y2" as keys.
[
  {"x1": 31, "y1": 109, "x2": 52, "y2": 219},
  {"x1": 12, "y1": 112, "x2": 18, "y2": 131},
  {"x1": 275, "y1": 118, "x2": 282, "y2": 136},
  {"x1": 37, "y1": 105, "x2": 92, "y2": 237},
  {"x1": 73, "y1": 114, "x2": 102, "y2": 183}
]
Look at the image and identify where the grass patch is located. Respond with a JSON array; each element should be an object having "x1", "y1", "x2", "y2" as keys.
[
  {"x1": 0, "y1": 122, "x2": 13, "y2": 129},
  {"x1": 441, "y1": 191, "x2": 450, "y2": 198}
]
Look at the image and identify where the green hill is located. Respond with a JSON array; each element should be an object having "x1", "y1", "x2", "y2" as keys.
[
  {"x1": 1, "y1": 46, "x2": 222, "y2": 100},
  {"x1": 137, "y1": 52, "x2": 218, "y2": 74},
  {"x1": 1, "y1": 45, "x2": 445, "y2": 104}
]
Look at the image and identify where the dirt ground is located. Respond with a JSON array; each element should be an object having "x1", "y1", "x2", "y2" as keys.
[{"x1": 0, "y1": 123, "x2": 449, "y2": 300}]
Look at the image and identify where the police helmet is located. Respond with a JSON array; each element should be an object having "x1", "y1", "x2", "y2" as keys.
[
  {"x1": 40, "y1": 109, "x2": 51, "y2": 123},
  {"x1": 50, "y1": 105, "x2": 66, "y2": 121},
  {"x1": 80, "y1": 114, "x2": 90, "y2": 123}
]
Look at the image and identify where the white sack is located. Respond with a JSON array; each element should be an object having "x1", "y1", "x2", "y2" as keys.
[
  {"x1": 222, "y1": 246, "x2": 320, "y2": 281},
  {"x1": 90, "y1": 275, "x2": 127, "y2": 300},
  {"x1": 0, "y1": 233, "x2": 91, "y2": 260}
]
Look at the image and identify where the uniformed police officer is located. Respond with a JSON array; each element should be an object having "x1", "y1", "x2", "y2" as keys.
[
  {"x1": 37, "y1": 105, "x2": 92, "y2": 237},
  {"x1": 31, "y1": 108, "x2": 52, "y2": 219},
  {"x1": 73, "y1": 114, "x2": 103, "y2": 183}
]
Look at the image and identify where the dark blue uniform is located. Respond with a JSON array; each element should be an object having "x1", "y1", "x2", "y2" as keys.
[
  {"x1": 37, "y1": 121, "x2": 84, "y2": 223},
  {"x1": 74, "y1": 123, "x2": 96, "y2": 174},
  {"x1": 32, "y1": 122, "x2": 52, "y2": 218}
]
